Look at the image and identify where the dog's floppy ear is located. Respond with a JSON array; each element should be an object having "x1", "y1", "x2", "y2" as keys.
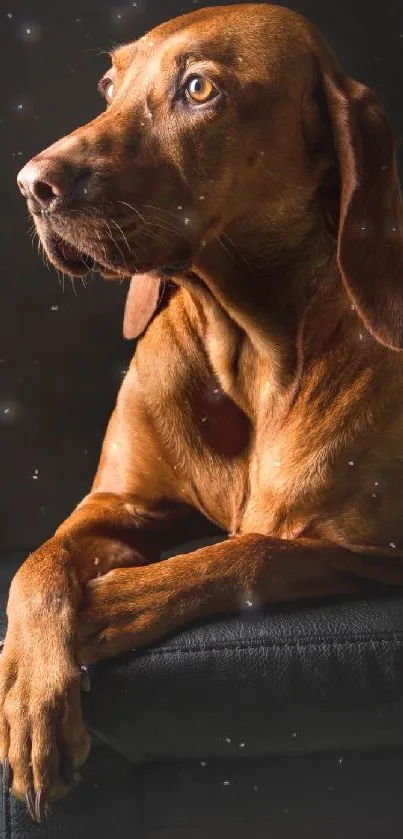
[
  {"x1": 123, "y1": 273, "x2": 162, "y2": 340},
  {"x1": 322, "y1": 71, "x2": 403, "y2": 349}
]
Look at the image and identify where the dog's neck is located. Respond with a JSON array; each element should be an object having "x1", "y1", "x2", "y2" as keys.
[{"x1": 181, "y1": 221, "x2": 354, "y2": 419}]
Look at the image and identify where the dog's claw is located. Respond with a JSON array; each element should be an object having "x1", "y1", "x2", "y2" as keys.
[
  {"x1": 80, "y1": 665, "x2": 91, "y2": 693},
  {"x1": 0, "y1": 638, "x2": 5, "y2": 655},
  {"x1": 25, "y1": 788, "x2": 36, "y2": 821},
  {"x1": 2, "y1": 756, "x2": 11, "y2": 791},
  {"x1": 35, "y1": 789, "x2": 48, "y2": 823}
]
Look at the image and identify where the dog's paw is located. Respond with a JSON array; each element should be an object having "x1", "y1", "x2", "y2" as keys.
[
  {"x1": 0, "y1": 581, "x2": 91, "y2": 821},
  {"x1": 77, "y1": 565, "x2": 172, "y2": 663}
]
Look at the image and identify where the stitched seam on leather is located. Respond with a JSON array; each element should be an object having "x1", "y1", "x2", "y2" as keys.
[{"x1": 139, "y1": 638, "x2": 403, "y2": 657}]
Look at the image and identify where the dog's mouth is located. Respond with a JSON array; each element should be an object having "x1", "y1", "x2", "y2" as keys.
[
  {"x1": 36, "y1": 207, "x2": 201, "y2": 281},
  {"x1": 43, "y1": 228, "x2": 126, "y2": 279},
  {"x1": 47, "y1": 232, "x2": 95, "y2": 275}
]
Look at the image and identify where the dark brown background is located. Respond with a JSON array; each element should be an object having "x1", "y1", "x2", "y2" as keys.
[{"x1": 1, "y1": 0, "x2": 402, "y2": 550}]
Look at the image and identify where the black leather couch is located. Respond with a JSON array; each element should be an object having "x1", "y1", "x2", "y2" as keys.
[{"x1": 2, "y1": 533, "x2": 403, "y2": 838}]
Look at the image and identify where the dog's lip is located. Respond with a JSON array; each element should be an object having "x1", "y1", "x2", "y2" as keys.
[
  {"x1": 43, "y1": 227, "x2": 126, "y2": 279},
  {"x1": 45, "y1": 231, "x2": 95, "y2": 276},
  {"x1": 35, "y1": 210, "x2": 197, "y2": 280}
]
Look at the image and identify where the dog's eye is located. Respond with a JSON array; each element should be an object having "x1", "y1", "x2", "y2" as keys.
[
  {"x1": 98, "y1": 77, "x2": 114, "y2": 103},
  {"x1": 185, "y1": 76, "x2": 217, "y2": 104}
]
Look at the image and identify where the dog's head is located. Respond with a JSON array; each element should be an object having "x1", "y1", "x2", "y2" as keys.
[{"x1": 17, "y1": 4, "x2": 403, "y2": 346}]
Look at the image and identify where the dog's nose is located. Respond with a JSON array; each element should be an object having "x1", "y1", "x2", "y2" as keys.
[{"x1": 17, "y1": 159, "x2": 74, "y2": 208}]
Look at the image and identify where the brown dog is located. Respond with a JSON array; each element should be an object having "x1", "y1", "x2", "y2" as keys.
[{"x1": 2, "y1": 1, "x2": 403, "y2": 822}]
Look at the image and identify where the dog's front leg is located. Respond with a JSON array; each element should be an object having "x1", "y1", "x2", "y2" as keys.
[
  {"x1": 78, "y1": 532, "x2": 403, "y2": 665},
  {"x1": 0, "y1": 489, "x2": 186, "y2": 819}
]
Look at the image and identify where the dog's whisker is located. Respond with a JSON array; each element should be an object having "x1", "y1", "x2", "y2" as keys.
[
  {"x1": 116, "y1": 200, "x2": 147, "y2": 225},
  {"x1": 143, "y1": 213, "x2": 182, "y2": 232},
  {"x1": 216, "y1": 236, "x2": 235, "y2": 262},
  {"x1": 76, "y1": 210, "x2": 109, "y2": 264},
  {"x1": 144, "y1": 219, "x2": 193, "y2": 246},
  {"x1": 140, "y1": 203, "x2": 186, "y2": 223},
  {"x1": 134, "y1": 227, "x2": 179, "y2": 253},
  {"x1": 263, "y1": 165, "x2": 313, "y2": 193},
  {"x1": 106, "y1": 216, "x2": 131, "y2": 255},
  {"x1": 93, "y1": 215, "x2": 131, "y2": 274},
  {"x1": 220, "y1": 233, "x2": 257, "y2": 276}
]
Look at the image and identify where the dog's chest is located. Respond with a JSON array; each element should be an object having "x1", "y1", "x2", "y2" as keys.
[
  {"x1": 189, "y1": 378, "x2": 250, "y2": 459},
  {"x1": 162, "y1": 374, "x2": 252, "y2": 530},
  {"x1": 136, "y1": 316, "x2": 253, "y2": 530}
]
